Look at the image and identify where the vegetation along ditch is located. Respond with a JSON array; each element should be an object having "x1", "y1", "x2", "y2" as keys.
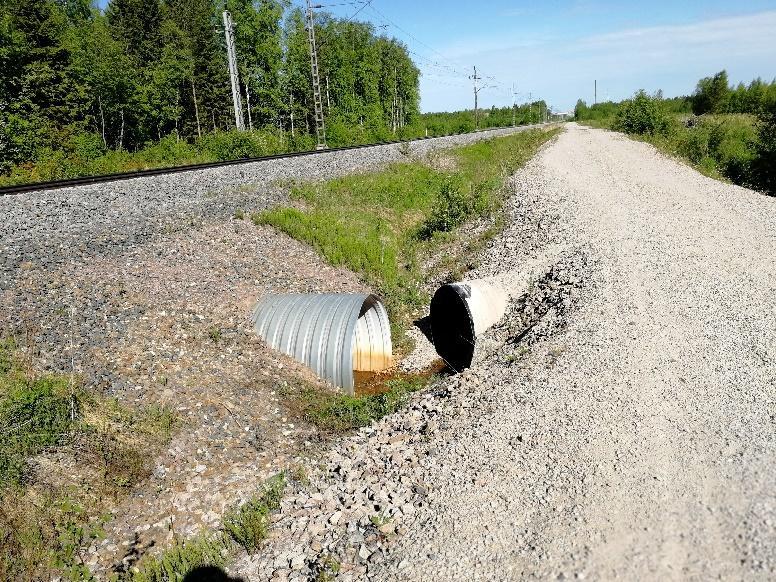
[{"x1": 574, "y1": 71, "x2": 776, "y2": 195}]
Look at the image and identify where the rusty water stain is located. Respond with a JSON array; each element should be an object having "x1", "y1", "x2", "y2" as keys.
[{"x1": 354, "y1": 358, "x2": 447, "y2": 397}]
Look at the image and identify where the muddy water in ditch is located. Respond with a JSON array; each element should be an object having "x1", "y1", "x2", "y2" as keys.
[{"x1": 354, "y1": 359, "x2": 448, "y2": 397}]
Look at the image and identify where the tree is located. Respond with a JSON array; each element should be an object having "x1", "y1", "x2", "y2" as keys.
[
  {"x1": 105, "y1": 0, "x2": 162, "y2": 69},
  {"x1": 66, "y1": 12, "x2": 137, "y2": 149},
  {"x1": 692, "y1": 70, "x2": 730, "y2": 115},
  {"x1": 751, "y1": 94, "x2": 776, "y2": 195},
  {"x1": 165, "y1": 0, "x2": 230, "y2": 135},
  {"x1": 574, "y1": 99, "x2": 589, "y2": 120},
  {"x1": 227, "y1": 0, "x2": 285, "y2": 130}
]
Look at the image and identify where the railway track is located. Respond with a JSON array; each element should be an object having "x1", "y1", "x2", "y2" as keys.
[{"x1": 0, "y1": 124, "x2": 548, "y2": 196}]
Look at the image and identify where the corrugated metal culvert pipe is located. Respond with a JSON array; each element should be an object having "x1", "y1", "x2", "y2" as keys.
[{"x1": 251, "y1": 293, "x2": 392, "y2": 395}]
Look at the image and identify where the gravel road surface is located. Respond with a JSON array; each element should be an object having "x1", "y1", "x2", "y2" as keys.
[
  {"x1": 378, "y1": 123, "x2": 776, "y2": 580},
  {"x1": 238, "y1": 123, "x2": 776, "y2": 581}
]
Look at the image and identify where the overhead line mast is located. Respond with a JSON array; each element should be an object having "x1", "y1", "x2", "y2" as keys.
[
  {"x1": 470, "y1": 66, "x2": 482, "y2": 129},
  {"x1": 306, "y1": 0, "x2": 327, "y2": 149}
]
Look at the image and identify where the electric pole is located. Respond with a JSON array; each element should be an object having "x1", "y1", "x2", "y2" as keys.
[
  {"x1": 223, "y1": 11, "x2": 245, "y2": 131},
  {"x1": 594, "y1": 79, "x2": 597, "y2": 105},
  {"x1": 529, "y1": 92, "x2": 532, "y2": 124},
  {"x1": 470, "y1": 66, "x2": 482, "y2": 130},
  {"x1": 305, "y1": 0, "x2": 327, "y2": 149},
  {"x1": 512, "y1": 82, "x2": 517, "y2": 127}
]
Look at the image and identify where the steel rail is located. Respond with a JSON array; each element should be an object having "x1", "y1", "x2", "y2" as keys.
[{"x1": 0, "y1": 124, "x2": 548, "y2": 197}]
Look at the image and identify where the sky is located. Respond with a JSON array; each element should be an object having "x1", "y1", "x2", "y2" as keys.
[{"x1": 98, "y1": 0, "x2": 776, "y2": 113}]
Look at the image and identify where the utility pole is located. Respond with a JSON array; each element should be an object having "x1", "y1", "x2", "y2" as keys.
[
  {"x1": 305, "y1": 0, "x2": 327, "y2": 149},
  {"x1": 529, "y1": 92, "x2": 532, "y2": 124},
  {"x1": 594, "y1": 79, "x2": 597, "y2": 105},
  {"x1": 223, "y1": 11, "x2": 245, "y2": 131},
  {"x1": 470, "y1": 66, "x2": 482, "y2": 129},
  {"x1": 290, "y1": 92, "x2": 295, "y2": 137},
  {"x1": 512, "y1": 82, "x2": 517, "y2": 127}
]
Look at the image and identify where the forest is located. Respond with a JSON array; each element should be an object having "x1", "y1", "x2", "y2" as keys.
[
  {"x1": 0, "y1": 0, "x2": 548, "y2": 186},
  {"x1": 0, "y1": 0, "x2": 421, "y2": 184}
]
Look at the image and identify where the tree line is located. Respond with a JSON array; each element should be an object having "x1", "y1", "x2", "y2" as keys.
[
  {"x1": 0, "y1": 0, "x2": 423, "y2": 180},
  {"x1": 574, "y1": 71, "x2": 776, "y2": 121}
]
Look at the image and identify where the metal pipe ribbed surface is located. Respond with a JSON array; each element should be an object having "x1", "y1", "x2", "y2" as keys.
[{"x1": 251, "y1": 293, "x2": 392, "y2": 395}]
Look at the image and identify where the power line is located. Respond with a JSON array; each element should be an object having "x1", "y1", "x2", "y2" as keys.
[
  {"x1": 365, "y1": 3, "x2": 471, "y2": 78},
  {"x1": 342, "y1": 0, "x2": 374, "y2": 24}
]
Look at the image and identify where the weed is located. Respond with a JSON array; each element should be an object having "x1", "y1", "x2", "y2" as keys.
[
  {"x1": 311, "y1": 553, "x2": 340, "y2": 581},
  {"x1": 369, "y1": 512, "x2": 391, "y2": 528},
  {"x1": 126, "y1": 534, "x2": 229, "y2": 582},
  {"x1": 223, "y1": 473, "x2": 285, "y2": 553},
  {"x1": 287, "y1": 464, "x2": 309, "y2": 486},
  {"x1": 288, "y1": 376, "x2": 428, "y2": 434},
  {"x1": 126, "y1": 474, "x2": 285, "y2": 580},
  {"x1": 208, "y1": 326, "x2": 222, "y2": 343},
  {"x1": 233, "y1": 209, "x2": 246, "y2": 220}
]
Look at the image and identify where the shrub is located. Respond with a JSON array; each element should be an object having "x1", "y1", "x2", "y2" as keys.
[
  {"x1": 418, "y1": 178, "x2": 471, "y2": 238},
  {"x1": 136, "y1": 135, "x2": 199, "y2": 166},
  {"x1": 197, "y1": 130, "x2": 275, "y2": 161},
  {"x1": 614, "y1": 90, "x2": 671, "y2": 136},
  {"x1": 751, "y1": 98, "x2": 776, "y2": 195},
  {"x1": 223, "y1": 474, "x2": 285, "y2": 553},
  {"x1": 676, "y1": 116, "x2": 757, "y2": 184}
]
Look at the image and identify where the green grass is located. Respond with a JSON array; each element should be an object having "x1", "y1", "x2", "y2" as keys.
[
  {"x1": 0, "y1": 338, "x2": 77, "y2": 490},
  {"x1": 126, "y1": 535, "x2": 229, "y2": 582},
  {"x1": 0, "y1": 338, "x2": 178, "y2": 581},
  {"x1": 254, "y1": 128, "x2": 559, "y2": 342},
  {"x1": 282, "y1": 376, "x2": 429, "y2": 434},
  {"x1": 127, "y1": 473, "x2": 286, "y2": 582}
]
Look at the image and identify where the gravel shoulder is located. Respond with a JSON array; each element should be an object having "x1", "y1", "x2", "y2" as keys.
[{"x1": 234, "y1": 123, "x2": 776, "y2": 581}]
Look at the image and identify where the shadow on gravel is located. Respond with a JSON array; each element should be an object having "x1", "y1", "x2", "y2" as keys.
[
  {"x1": 182, "y1": 566, "x2": 245, "y2": 582},
  {"x1": 413, "y1": 315, "x2": 434, "y2": 343}
]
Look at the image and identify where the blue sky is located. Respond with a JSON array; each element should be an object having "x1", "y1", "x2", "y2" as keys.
[{"x1": 98, "y1": 0, "x2": 776, "y2": 113}]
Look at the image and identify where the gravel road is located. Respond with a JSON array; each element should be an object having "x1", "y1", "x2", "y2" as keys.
[{"x1": 238, "y1": 123, "x2": 776, "y2": 581}]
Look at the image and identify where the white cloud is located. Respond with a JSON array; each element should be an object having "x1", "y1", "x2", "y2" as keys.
[{"x1": 578, "y1": 10, "x2": 776, "y2": 54}]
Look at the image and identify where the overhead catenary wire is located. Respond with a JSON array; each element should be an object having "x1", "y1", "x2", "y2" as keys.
[{"x1": 297, "y1": 0, "x2": 528, "y2": 113}]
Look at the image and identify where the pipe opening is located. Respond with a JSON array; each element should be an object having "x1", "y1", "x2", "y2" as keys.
[
  {"x1": 253, "y1": 293, "x2": 392, "y2": 394},
  {"x1": 430, "y1": 284, "x2": 476, "y2": 372}
]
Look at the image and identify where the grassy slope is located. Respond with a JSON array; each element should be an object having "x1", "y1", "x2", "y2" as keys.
[{"x1": 0, "y1": 338, "x2": 176, "y2": 581}]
